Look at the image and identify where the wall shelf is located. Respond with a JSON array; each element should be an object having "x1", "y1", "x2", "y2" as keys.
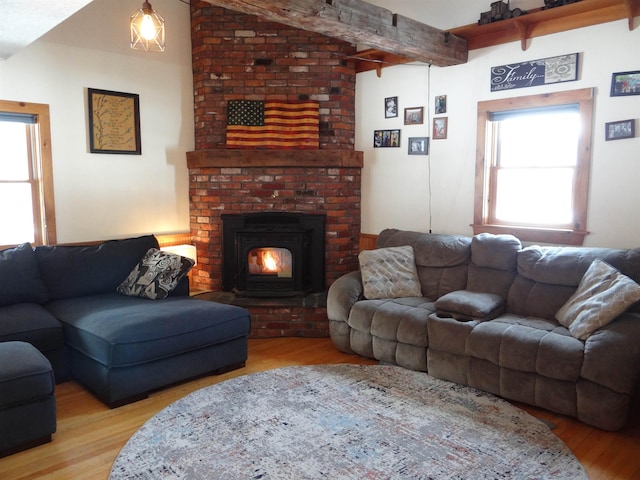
[
  {"x1": 449, "y1": 0, "x2": 639, "y2": 51},
  {"x1": 355, "y1": 0, "x2": 639, "y2": 73}
]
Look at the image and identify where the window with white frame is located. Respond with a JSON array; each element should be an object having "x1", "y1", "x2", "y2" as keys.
[
  {"x1": 473, "y1": 88, "x2": 593, "y2": 245},
  {"x1": 0, "y1": 100, "x2": 56, "y2": 248}
]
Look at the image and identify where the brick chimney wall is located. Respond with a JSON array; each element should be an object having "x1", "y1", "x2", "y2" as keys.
[
  {"x1": 188, "y1": 3, "x2": 362, "y2": 337},
  {"x1": 191, "y1": 2, "x2": 358, "y2": 150}
]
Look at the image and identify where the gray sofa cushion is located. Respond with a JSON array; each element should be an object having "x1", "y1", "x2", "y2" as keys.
[
  {"x1": 376, "y1": 229, "x2": 471, "y2": 299},
  {"x1": 509, "y1": 245, "x2": 640, "y2": 320},
  {"x1": 517, "y1": 245, "x2": 640, "y2": 286},
  {"x1": 465, "y1": 315, "x2": 584, "y2": 383},
  {"x1": 35, "y1": 235, "x2": 159, "y2": 300},
  {"x1": 0, "y1": 243, "x2": 48, "y2": 306},
  {"x1": 556, "y1": 259, "x2": 640, "y2": 339},
  {"x1": 46, "y1": 294, "x2": 251, "y2": 368},
  {"x1": 348, "y1": 297, "x2": 434, "y2": 347},
  {"x1": 358, "y1": 246, "x2": 421, "y2": 299},
  {"x1": 466, "y1": 233, "x2": 521, "y2": 298},
  {"x1": 435, "y1": 290, "x2": 504, "y2": 321}
]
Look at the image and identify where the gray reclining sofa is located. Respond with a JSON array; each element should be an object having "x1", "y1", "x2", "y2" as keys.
[{"x1": 328, "y1": 229, "x2": 640, "y2": 431}]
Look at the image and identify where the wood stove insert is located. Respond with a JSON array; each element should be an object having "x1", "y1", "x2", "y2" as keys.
[{"x1": 221, "y1": 212, "x2": 325, "y2": 297}]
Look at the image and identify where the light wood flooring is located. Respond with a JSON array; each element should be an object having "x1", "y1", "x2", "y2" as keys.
[{"x1": 1, "y1": 338, "x2": 638, "y2": 479}]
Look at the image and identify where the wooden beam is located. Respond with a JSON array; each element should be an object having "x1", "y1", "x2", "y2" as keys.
[
  {"x1": 186, "y1": 149, "x2": 364, "y2": 168},
  {"x1": 201, "y1": 0, "x2": 468, "y2": 67}
]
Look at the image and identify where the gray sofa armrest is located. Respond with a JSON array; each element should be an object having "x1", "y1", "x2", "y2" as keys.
[
  {"x1": 327, "y1": 271, "x2": 363, "y2": 323},
  {"x1": 327, "y1": 271, "x2": 363, "y2": 354},
  {"x1": 581, "y1": 312, "x2": 640, "y2": 394},
  {"x1": 434, "y1": 290, "x2": 505, "y2": 321}
]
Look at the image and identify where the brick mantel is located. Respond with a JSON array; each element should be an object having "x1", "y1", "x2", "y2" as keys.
[{"x1": 186, "y1": 149, "x2": 363, "y2": 169}]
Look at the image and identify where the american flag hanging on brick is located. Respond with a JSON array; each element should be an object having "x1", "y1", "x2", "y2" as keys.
[{"x1": 226, "y1": 100, "x2": 319, "y2": 149}]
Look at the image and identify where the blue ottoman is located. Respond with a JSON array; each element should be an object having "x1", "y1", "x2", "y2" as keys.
[{"x1": 0, "y1": 341, "x2": 56, "y2": 457}]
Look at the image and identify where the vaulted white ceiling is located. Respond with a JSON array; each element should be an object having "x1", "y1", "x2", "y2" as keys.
[
  {"x1": 0, "y1": 0, "x2": 94, "y2": 60},
  {"x1": 0, "y1": 0, "x2": 545, "y2": 60}
]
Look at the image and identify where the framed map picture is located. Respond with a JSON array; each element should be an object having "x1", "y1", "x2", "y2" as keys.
[{"x1": 88, "y1": 88, "x2": 141, "y2": 154}]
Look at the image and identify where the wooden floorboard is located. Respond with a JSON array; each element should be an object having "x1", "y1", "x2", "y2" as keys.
[{"x1": 1, "y1": 338, "x2": 638, "y2": 479}]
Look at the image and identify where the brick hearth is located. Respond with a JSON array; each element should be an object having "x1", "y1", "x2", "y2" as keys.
[{"x1": 187, "y1": 4, "x2": 361, "y2": 337}]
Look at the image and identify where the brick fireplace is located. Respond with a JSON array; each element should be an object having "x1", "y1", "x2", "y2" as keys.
[{"x1": 187, "y1": 4, "x2": 361, "y2": 337}]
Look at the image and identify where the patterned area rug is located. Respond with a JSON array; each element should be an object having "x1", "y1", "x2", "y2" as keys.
[{"x1": 110, "y1": 365, "x2": 587, "y2": 479}]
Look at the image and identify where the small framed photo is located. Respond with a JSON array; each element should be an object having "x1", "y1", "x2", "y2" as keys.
[
  {"x1": 435, "y1": 95, "x2": 447, "y2": 114},
  {"x1": 605, "y1": 119, "x2": 635, "y2": 141},
  {"x1": 384, "y1": 96, "x2": 398, "y2": 118},
  {"x1": 374, "y1": 129, "x2": 401, "y2": 147},
  {"x1": 408, "y1": 137, "x2": 429, "y2": 155},
  {"x1": 610, "y1": 71, "x2": 640, "y2": 96},
  {"x1": 433, "y1": 117, "x2": 448, "y2": 140},
  {"x1": 404, "y1": 107, "x2": 424, "y2": 125}
]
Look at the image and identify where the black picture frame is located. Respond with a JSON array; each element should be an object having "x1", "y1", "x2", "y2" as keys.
[
  {"x1": 435, "y1": 95, "x2": 447, "y2": 114},
  {"x1": 490, "y1": 53, "x2": 579, "y2": 92},
  {"x1": 610, "y1": 71, "x2": 640, "y2": 96},
  {"x1": 88, "y1": 88, "x2": 141, "y2": 154},
  {"x1": 373, "y1": 129, "x2": 401, "y2": 147},
  {"x1": 605, "y1": 119, "x2": 635, "y2": 141},
  {"x1": 384, "y1": 96, "x2": 398, "y2": 118},
  {"x1": 408, "y1": 137, "x2": 429, "y2": 155}
]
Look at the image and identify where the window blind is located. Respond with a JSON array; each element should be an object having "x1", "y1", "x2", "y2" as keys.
[
  {"x1": 489, "y1": 104, "x2": 579, "y2": 122},
  {"x1": 0, "y1": 112, "x2": 37, "y2": 124}
]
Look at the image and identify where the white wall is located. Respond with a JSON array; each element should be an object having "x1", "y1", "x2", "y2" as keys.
[
  {"x1": 1, "y1": 1, "x2": 637, "y2": 249},
  {"x1": 356, "y1": 20, "x2": 640, "y2": 248},
  {"x1": 0, "y1": 0, "x2": 194, "y2": 243}
]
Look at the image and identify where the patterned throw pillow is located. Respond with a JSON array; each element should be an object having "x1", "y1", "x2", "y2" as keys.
[
  {"x1": 359, "y1": 245, "x2": 422, "y2": 300},
  {"x1": 556, "y1": 258, "x2": 640, "y2": 340},
  {"x1": 117, "y1": 248, "x2": 195, "y2": 300}
]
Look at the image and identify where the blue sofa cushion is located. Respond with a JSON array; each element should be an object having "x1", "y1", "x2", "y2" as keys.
[
  {"x1": 0, "y1": 243, "x2": 48, "y2": 306},
  {"x1": 0, "y1": 303, "x2": 64, "y2": 353},
  {"x1": 46, "y1": 294, "x2": 251, "y2": 368},
  {"x1": 0, "y1": 341, "x2": 55, "y2": 409},
  {"x1": 35, "y1": 235, "x2": 159, "y2": 300},
  {"x1": 117, "y1": 248, "x2": 195, "y2": 300}
]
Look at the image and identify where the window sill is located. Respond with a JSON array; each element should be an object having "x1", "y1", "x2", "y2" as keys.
[{"x1": 471, "y1": 224, "x2": 588, "y2": 246}]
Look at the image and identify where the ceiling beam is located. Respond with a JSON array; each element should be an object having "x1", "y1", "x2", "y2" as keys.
[{"x1": 201, "y1": 0, "x2": 468, "y2": 67}]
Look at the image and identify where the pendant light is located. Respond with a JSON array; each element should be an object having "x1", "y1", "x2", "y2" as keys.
[{"x1": 130, "y1": 1, "x2": 165, "y2": 52}]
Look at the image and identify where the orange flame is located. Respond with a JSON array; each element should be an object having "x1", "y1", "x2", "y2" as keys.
[{"x1": 262, "y1": 250, "x2": 279, "y2": 272}]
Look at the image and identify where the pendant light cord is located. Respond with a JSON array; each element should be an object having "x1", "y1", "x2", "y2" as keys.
[{"x1": 427, "y1": 63, "x2": 433, "y2": 234}]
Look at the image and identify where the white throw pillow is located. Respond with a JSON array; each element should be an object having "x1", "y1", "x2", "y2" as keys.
[
  {"x1": 556, "y1": 258, "x2": 640, "y2": 340},
  {"x1": 359, "y1": 245, "x2": 422, "y2": 299}
]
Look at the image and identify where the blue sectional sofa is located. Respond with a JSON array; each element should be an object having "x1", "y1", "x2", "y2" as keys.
[{"x1": 0, "y1": 235, "x2": 251, "y2": 407}]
